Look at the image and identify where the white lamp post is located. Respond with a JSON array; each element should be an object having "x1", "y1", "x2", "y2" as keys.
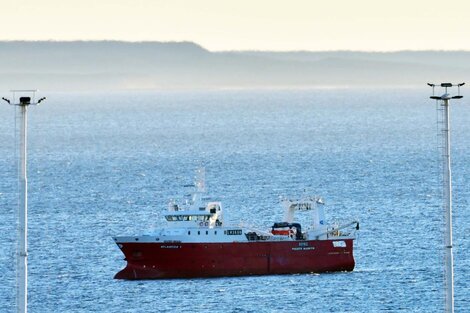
[
  {"x1": 2, "y1": 90, "x2": 45, "y2": 313},
  {"x1": 428, "y1": 82, "x2": 464, "y2": 313}
]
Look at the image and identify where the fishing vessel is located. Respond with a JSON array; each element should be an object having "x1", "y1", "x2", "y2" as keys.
[{"x1": 113, "y1": 169, "x2": 359, "y2": 279}]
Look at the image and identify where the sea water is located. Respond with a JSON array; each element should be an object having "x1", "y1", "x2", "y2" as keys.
[{"x1": 0, "y1": 89, "x2": 469, "y2": 312}]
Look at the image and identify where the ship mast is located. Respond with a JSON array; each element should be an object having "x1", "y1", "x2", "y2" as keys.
[
  {"x1": 428, "y1": 82, "x2": 464, "y2": 313},
  {"x1": 2, "y1": 90, "x2": 45, "y2": 313},
  {"x1": 186, "y1": 167, "x2": 206, "y2": 208}
]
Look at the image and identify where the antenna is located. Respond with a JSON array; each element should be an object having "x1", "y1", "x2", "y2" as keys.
[
  {"x1": 2, "y1": 89, "x2": 45, "y2": 313},
  {"x1": 428, "y1": 82, "x2": 464, "y2": 313},
  {"x1": 188, "y1": 167, "x2": 206, "y2": 207}
]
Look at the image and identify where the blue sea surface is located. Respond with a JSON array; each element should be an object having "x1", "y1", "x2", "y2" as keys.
[{"x1": 0, "y1": 89, "x2": 469, "y2": 312}]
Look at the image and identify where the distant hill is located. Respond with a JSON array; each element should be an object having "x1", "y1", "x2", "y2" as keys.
[{"x1": 0, "y1": 41, "x2": 468, "y2": 90}]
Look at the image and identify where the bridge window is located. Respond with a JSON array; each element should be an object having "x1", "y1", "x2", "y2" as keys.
[
  {"x1": 165, "y1": 215, "x2": 210, "y2": 222},
  {"x1": 196, "y1": 215, "x2": 210, "y2": 221}
]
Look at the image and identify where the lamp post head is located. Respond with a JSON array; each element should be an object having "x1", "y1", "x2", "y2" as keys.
[
  {"x1": 428, "y1": 82, "x2": 465, "y2": 100},
  {"x1": 3, "y1": 91, "x2": 46, "y2": 106}
]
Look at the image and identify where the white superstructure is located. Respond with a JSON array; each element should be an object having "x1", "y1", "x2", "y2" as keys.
[{"x1": 114, "y1": 169, "x2": 358, "y2": 245}]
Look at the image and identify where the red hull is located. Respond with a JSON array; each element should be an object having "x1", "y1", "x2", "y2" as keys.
[{"x1": 115, "y1": 239, "x2": 354, "y2": 279}]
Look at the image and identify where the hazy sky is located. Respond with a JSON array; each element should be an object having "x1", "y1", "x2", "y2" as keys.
[{"x1": 3, "y1": 0, "x2": 469, "y2": 51}]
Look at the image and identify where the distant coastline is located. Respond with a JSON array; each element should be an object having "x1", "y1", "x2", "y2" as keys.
[{"x1": 1, "y1": 41, "x2": 468, "y2": 91}]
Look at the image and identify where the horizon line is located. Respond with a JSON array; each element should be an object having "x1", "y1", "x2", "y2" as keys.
[{"x1": 1, "y1": 39, "x2": 470, "y2": 54}]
